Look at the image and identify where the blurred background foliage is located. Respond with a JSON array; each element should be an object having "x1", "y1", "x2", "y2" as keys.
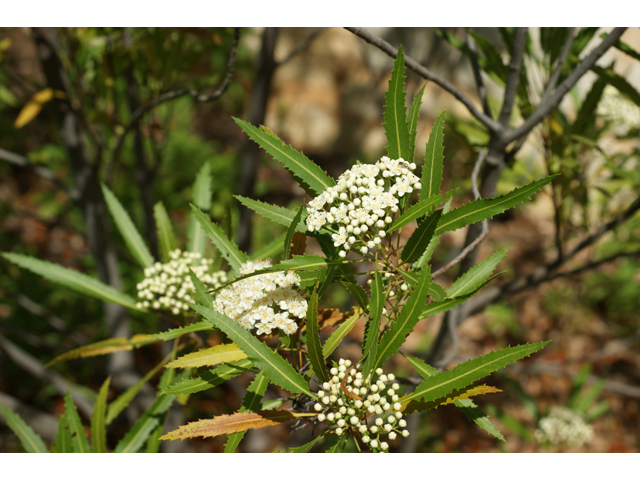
[{"x1": 0, "y1": 27, "x2": 638, "y2": 452}]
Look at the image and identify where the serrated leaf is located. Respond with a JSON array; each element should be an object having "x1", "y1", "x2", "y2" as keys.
[
  {"x1": 389, "y1": 192, "x2": 452, "y2": 233},
  {"x1": 290, "y1": 434, "x2": 324, "y2": 453},
  {"x1": 55, "y1": 412, "x2": 72, "y2": 453},
  {"x1": 407, "y1": 84, "x2": 426, "y2": 163},
  {"x1": 188, "y1": 162, "x2": 213, "y2": 255},
  {"x1": 2, "y1": 253, "x2": 142, "y2": 311},
  {"x1": 91, "y1": 377, "x2": 110, "y2": 453},
  {"x1": 402, "y1": 384, "x2": 502, "y2": 414},
  {"x1": 306, "y1": 288, "x2": 329, "y2": 383},
  {"x1": 235, "y1": 196, "x2": 307, "y2": 231},
  {"x1": 224, "y1": 373, "x2": 269, "y2": 452},
  {"x1": 234, "y1": 118, "x2": 335, "y2": 196},
  {"x1": 375, "y1": 266, "x2": 432, "y2": 370},
  {"x1": 144, "y1": 423, "x2": 164, "y2": 453},
  {"x1": 413, "y1": 196, "x2": 453, "y2": 269},
  {"x1": 190, "y1": 205, "x2": 247, "y2": 274},
  {"x1": 251, "y1": 233, "x2": 286, "y2": 261},
  {"x1": 401, "y1": 209, "x2": 442, "y2": 265},
  {"x1": 420, "y1": 110, "x2": 446, "y2": 200},
  {"x1": 428, "y1": 283, "x2": 447, "y2": 301},
  {"x1": 191, "y1": 304, "x2": 311, "y2": 396},
  {"x1": 436, "y1": 175, "x2": 558, "y2": 235},
  {"x1": 362, "y1": 271, "x2": 383, "y2": 378},
  {"x1": 64, "y1": 391, "x2": 90, "y2": 453},
  {"x1": 455, "y1": 398, "x2": 506, "y2": 441},
  {"x1": 447, "y1": 250, "x2": 507, "y2": 298},
  {"x1": 187, "y1": 268, "x2": 214, "y2": 308},
  {"x1": 325, "y1": 434, "x2": 346, "y2": 452},
  {"x1": 404, "y1": 354, "x2": 439, "y2": 378},
  {"x1": 383, "y1": 46, "x2": 411, "y2": 161},
  {"x1": 101, "y1": 183, "x2": 154, "y2": 268},
  {"x1": 161, "y1": 410, "x2": 315, "y2": 441},
  {"x1": 161, "y1": 359, "x2": 254, "y2": 395},
  {"x1": 322, "y1": 307, "x2": 363, "y2": 358},
  {"x1": 342, "y1": 282, "x2": 369, "y2": 312},
  {"x1": 150, "y1": 322, "x2": 212, "y2": 341},
  {"x1": 46, "y1": 334, "x2": 156, "y2": 367},
  {"x1": 418, "y1": 286, "x2": 488, "y2": 321},
  {"x1": 402, "y1": 341, "x2": 550, "y2": 405},
  {"x1": 284, "y1": 204, "x2": 305, "y2": 260},
  {"x1": 167, "y1": 344, "x2": 247, "y2": 369},
  {"x1": 154, "y1": 201, "x2": 177, "y2": 262},
  {"x1": 0, "y1": 403, "x2": 48, "y2": 453}
]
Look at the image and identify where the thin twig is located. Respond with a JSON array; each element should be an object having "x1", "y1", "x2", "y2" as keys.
[
  {"x1": 344, "y1": 27, "x2": 501, "y2": 133},
  {"x1": 276, "y1": 28, "x2": 326, "y2": 66},
  {"x1": 465, "y1": 32, "x2": 491, "y2": 118},
  {"x1": 539, "y1": 28, "x2": 577, "y2": 105},
  {"x1": 498, "y1": 28, "x2": 528, "y2": 127}
]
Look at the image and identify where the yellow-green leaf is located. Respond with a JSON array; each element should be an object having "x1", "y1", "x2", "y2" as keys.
[{"x1": 167, "y1": 344, "x2": 247, "y2": 369}]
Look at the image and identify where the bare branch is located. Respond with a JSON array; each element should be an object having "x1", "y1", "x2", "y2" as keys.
[
  {"x1": 505, "y1": 28, "x2": 626, "y2": 144},
  {"x1": 498, "y1": 28, "x2": 528, "y2": 127},
  {"x1": 539, "y1": 27, "x2": 577, "y2": 105},
  {"x1": 345, "y1": 27, "x2": 502, "y2": 133},
  {"x1": 276, "y1": 28, "x2": 326, "y2": 66},
  {"x1": 465, "y1": 32, "x2": 491, "y2": 118}
]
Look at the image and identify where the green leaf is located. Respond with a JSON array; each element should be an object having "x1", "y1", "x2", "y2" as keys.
[
  {"x1": 55, "y1": 412, "x2": 72, "y2": 453},
  {"x1": 341, "y1": 282, "x2": 369, "y2": 312},
  {"x1": 190, "y1": 204, "x2": 248, "y2": 274},
  {"x1": 91, "y1": 377, "x2": 110, "y2": 453},
  {"x1": 306, "y1": 288, "x2": 330, "y2": 383},
  {"x1": 191, "y1": 304, "x2": 312, "y2": 396},
  {"x1": 592, "y1": 65, "x2": 640, "y2": 106},
  {"x1": 187, "y1": 268, "x2": 213, "y2": 308},
  {"x1": 161, "y1": 359, "x2": 254, "y2": 395},
  {"x1": 224, "y1": 373, "x2": 269, "y2": 452},
  {"x1": 290, "y1": 434, "x2": 324, "y2": 453},
  {"x1": 151, "y1": 321, "x2": 213, "y2": 341},
  {"x1": 101, "y1": 183, "x2": 154, "y2": 268},
  {"x1": 235, "y1": 196, "x2": 307, "y2": 231},
  {"x1": 407, "y1": 84, "x2": 426, "y2": 163},
  {"x1": 284, "y1": 204, "x2": 305, "y2": 260},
  {"x1": 2, "y1": 253, "x2": 142, "y2": 311},
  {"x1": 436, "y1": 175, "x2": 558, "y2": 235},
  {"x1": 251, "y1": 234, "x2": 286, "y2": 261},
  {"x1": 154, "y1": 201, "x2": 177, "y2": 262},
  {"x1": 0, "y1": 403, "x2": 48, "y2": 453},
  {"x1": 325, "y1": 434, "x2": 346, "y2": 452},
  {"x1": 404, "y1": 355, "x2": 438, "y2": 378},
  {"x1": 420, "y1": 110, "x2": 446, "y2": 200},
  {"x1": 234, "y1": 118, "x2": 335, "y2": 196},
  {"x1": 375, "y1": 266, "x2": 432, "y2": 370},
  {"x1": 401, "y1": 209, "x2": 442, "y2": 265},
  {"x1": 383, "y1": 46, "x2": 411, "y2": 161},
  {"x1": 167, "y1": 344, "x2": 247, "y2": 369},
  {"x1": 454, "y1": 398, "x2": 506, "y2": 442},
  {"x1": 446, "y1": 250, "x2": 507, "y2": 298},
  {"x1": 323, "y1": 307, "x2": 363, "y2": 358},
  {"x1": 413, "y1": 196, "x2": 453, "y2": 269},
  {"x1": 568, "y1": 364, "x2": 591, "y2": 409},
  {"x1": 428, "y1": 283, "x2": 447, "y2": 301},
  {"x1": 188, "y1": 162, "x2": 213, "y2": 255},
  {"x1": 64, "y1": 391, "x2": 90, "y2": 453},
  {"x1": 419, "y1": 288, "x2": 486, "y2": 321},
  {"x1": 144, "y1": 423, "x2": 164, "y2": 453},
  {"x1": 403, "y1": 341, "x2": 549, "y2": 404},
  {"x1": 388, "y1": 192, "x2": 452, "y2": 233},
  {"x1": 575, "y1": 380, "x2": 605, "y2": 413},
  {"x1": 362, "y1": 271, "x2": 384, "y2": 378}
]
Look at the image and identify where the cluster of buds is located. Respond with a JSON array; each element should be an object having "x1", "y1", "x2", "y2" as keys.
[
  {"x1": 313, "y1": 359, "x2": 408, "y2": 452},
  {"x1": 366, "y1": 271, "x2": 409, "y2": 297},
  {"x1": 213, "y1": 260, "x2": 306, "y2": 336},
  {"x1": 533, "y1": 406, "x2": 594, "y2": 447},
  {"x1": 305, "y1": 157, "x2": 421, "y2": 258},
  {"x1": 136, "y1": 249, "x2": 227, "y2": 314}
]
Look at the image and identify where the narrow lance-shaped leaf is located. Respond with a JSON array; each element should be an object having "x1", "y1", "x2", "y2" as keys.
[
  {"x1": 64, "y1": 391, "x2": 90, "y2": 453},
  {"x1": 235, "y1": 196, "x2": 307, "y2": 231},
  {"x1": 101, "y1": 183, "x2": 154, "y2": 268},
  {"x1": 188, "y1": 268, "x2": 214, "y2": 308},
  {"x1": 284, "y1": 204, "x2": 305, "y2": 260},
  {"x1": 55, "y1": 412, "x2": 72, "y2": 453},
  {"x1": 374, "y1": 266, "x2": 432, "y2": 370},
  {"x1": 402, "y1": 384, "x2": 502, "y2": 415},
  {"x1": 234, "y1": 118, "x2": 335, "y2": 196},
  {"x1": 306, "y1": 288, "x2": 329, "y2": 383},
  {"x1": 401, "y1": 209, "x2": 442, "y2": 265},
  {"x1": 151, "y1": 321, "x2": 213, "y2": 341},
  {"x1": 167, "y1": 343, "x2": 247, "y2": 369},
  {"x1": 413, "y1": 196, "x2": 453, "y2": 269},
  {"x1": 419, "y1": 281, "x2": 493, "y2": 321},
  {"x1": 91, "y1": 377, "x2": 110, "y2": 453},
  {"x1": 190, "y1": 204, "x2": 248, "y2": 274},
  {"x1": 192, "y1": 304, "x2": 312, "y2": 396},
  {"x1": 251, "y1": 233, "x2": 287, "y2": 261},
  {"x1": 114, "y1": 391, "x2": 174, "y2": 453},
  {"x1": 419, "y1": 110, "x2": 446, "y2": 200},
  {"x1": 154, "y1": 201, "x2": 177, "y2": 262},
  {"x1": 388, "y1": 191, "x2": 452, "y2": 233},
  {"x1": 383, "y1": 46, "x2": 411, "y2": 161},
  {"x1": 403, "y1": 341, "x2": 550, "y2": 405},
  {"x1": 162, "y1": 359, "x2": 254, "y2": 396},
  {"x1": 436, "y1": 175, "x2": 558, "y2": 235},
  {"x1": 47, "y1": 334, "x2": 156, "y2": 366},
  {"x1": 407, "y1": 84, "x2": 426, "y2": 163},
  {"x1": 187, "y1": 162, "x2": 212, "y2": 255},
  {"x1": 362, "y1": 271, "x2": 384, "y2": 378},
  {"x1": 290, "y1": 434, "x2": 325, "y2": 453},
  {"x1": 224, "y1": 373, "x2": 269, "y2": 452},
  {"x1": 342, "y1": 282, "x2": 369, "y2": 312},
  {"x1": 447, "y1": 250, "x2": 507, "y2": 298},
  {"x1": 2, "y1": 253, "x2": 142, "y2": 312},
  {"x1": 0, "y1": 403, "x2": 48, "y2": 453},
  {"x1": 323, "y1": 307, "x2": 363, "y2": 358}
]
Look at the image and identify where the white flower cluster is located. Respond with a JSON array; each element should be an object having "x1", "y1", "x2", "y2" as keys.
[
  {"x1": 313, "y1": 359, "x2": 408, "y2": 452},
  {"x1": 213, "y1": 259, "x2": 306, "y2": 336},
  {"x1": 533, "y1": 406, "x2": 594, "y2": 447},
  {"x1": 306, "y1": 157, "x2": 421, "y2": 258},
  {"x1": 597, "y1": 85, "x2": 640, "y2": 132},
  {"x1": 136, "y1": 249, "x2": 228, "y2": 314}
]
